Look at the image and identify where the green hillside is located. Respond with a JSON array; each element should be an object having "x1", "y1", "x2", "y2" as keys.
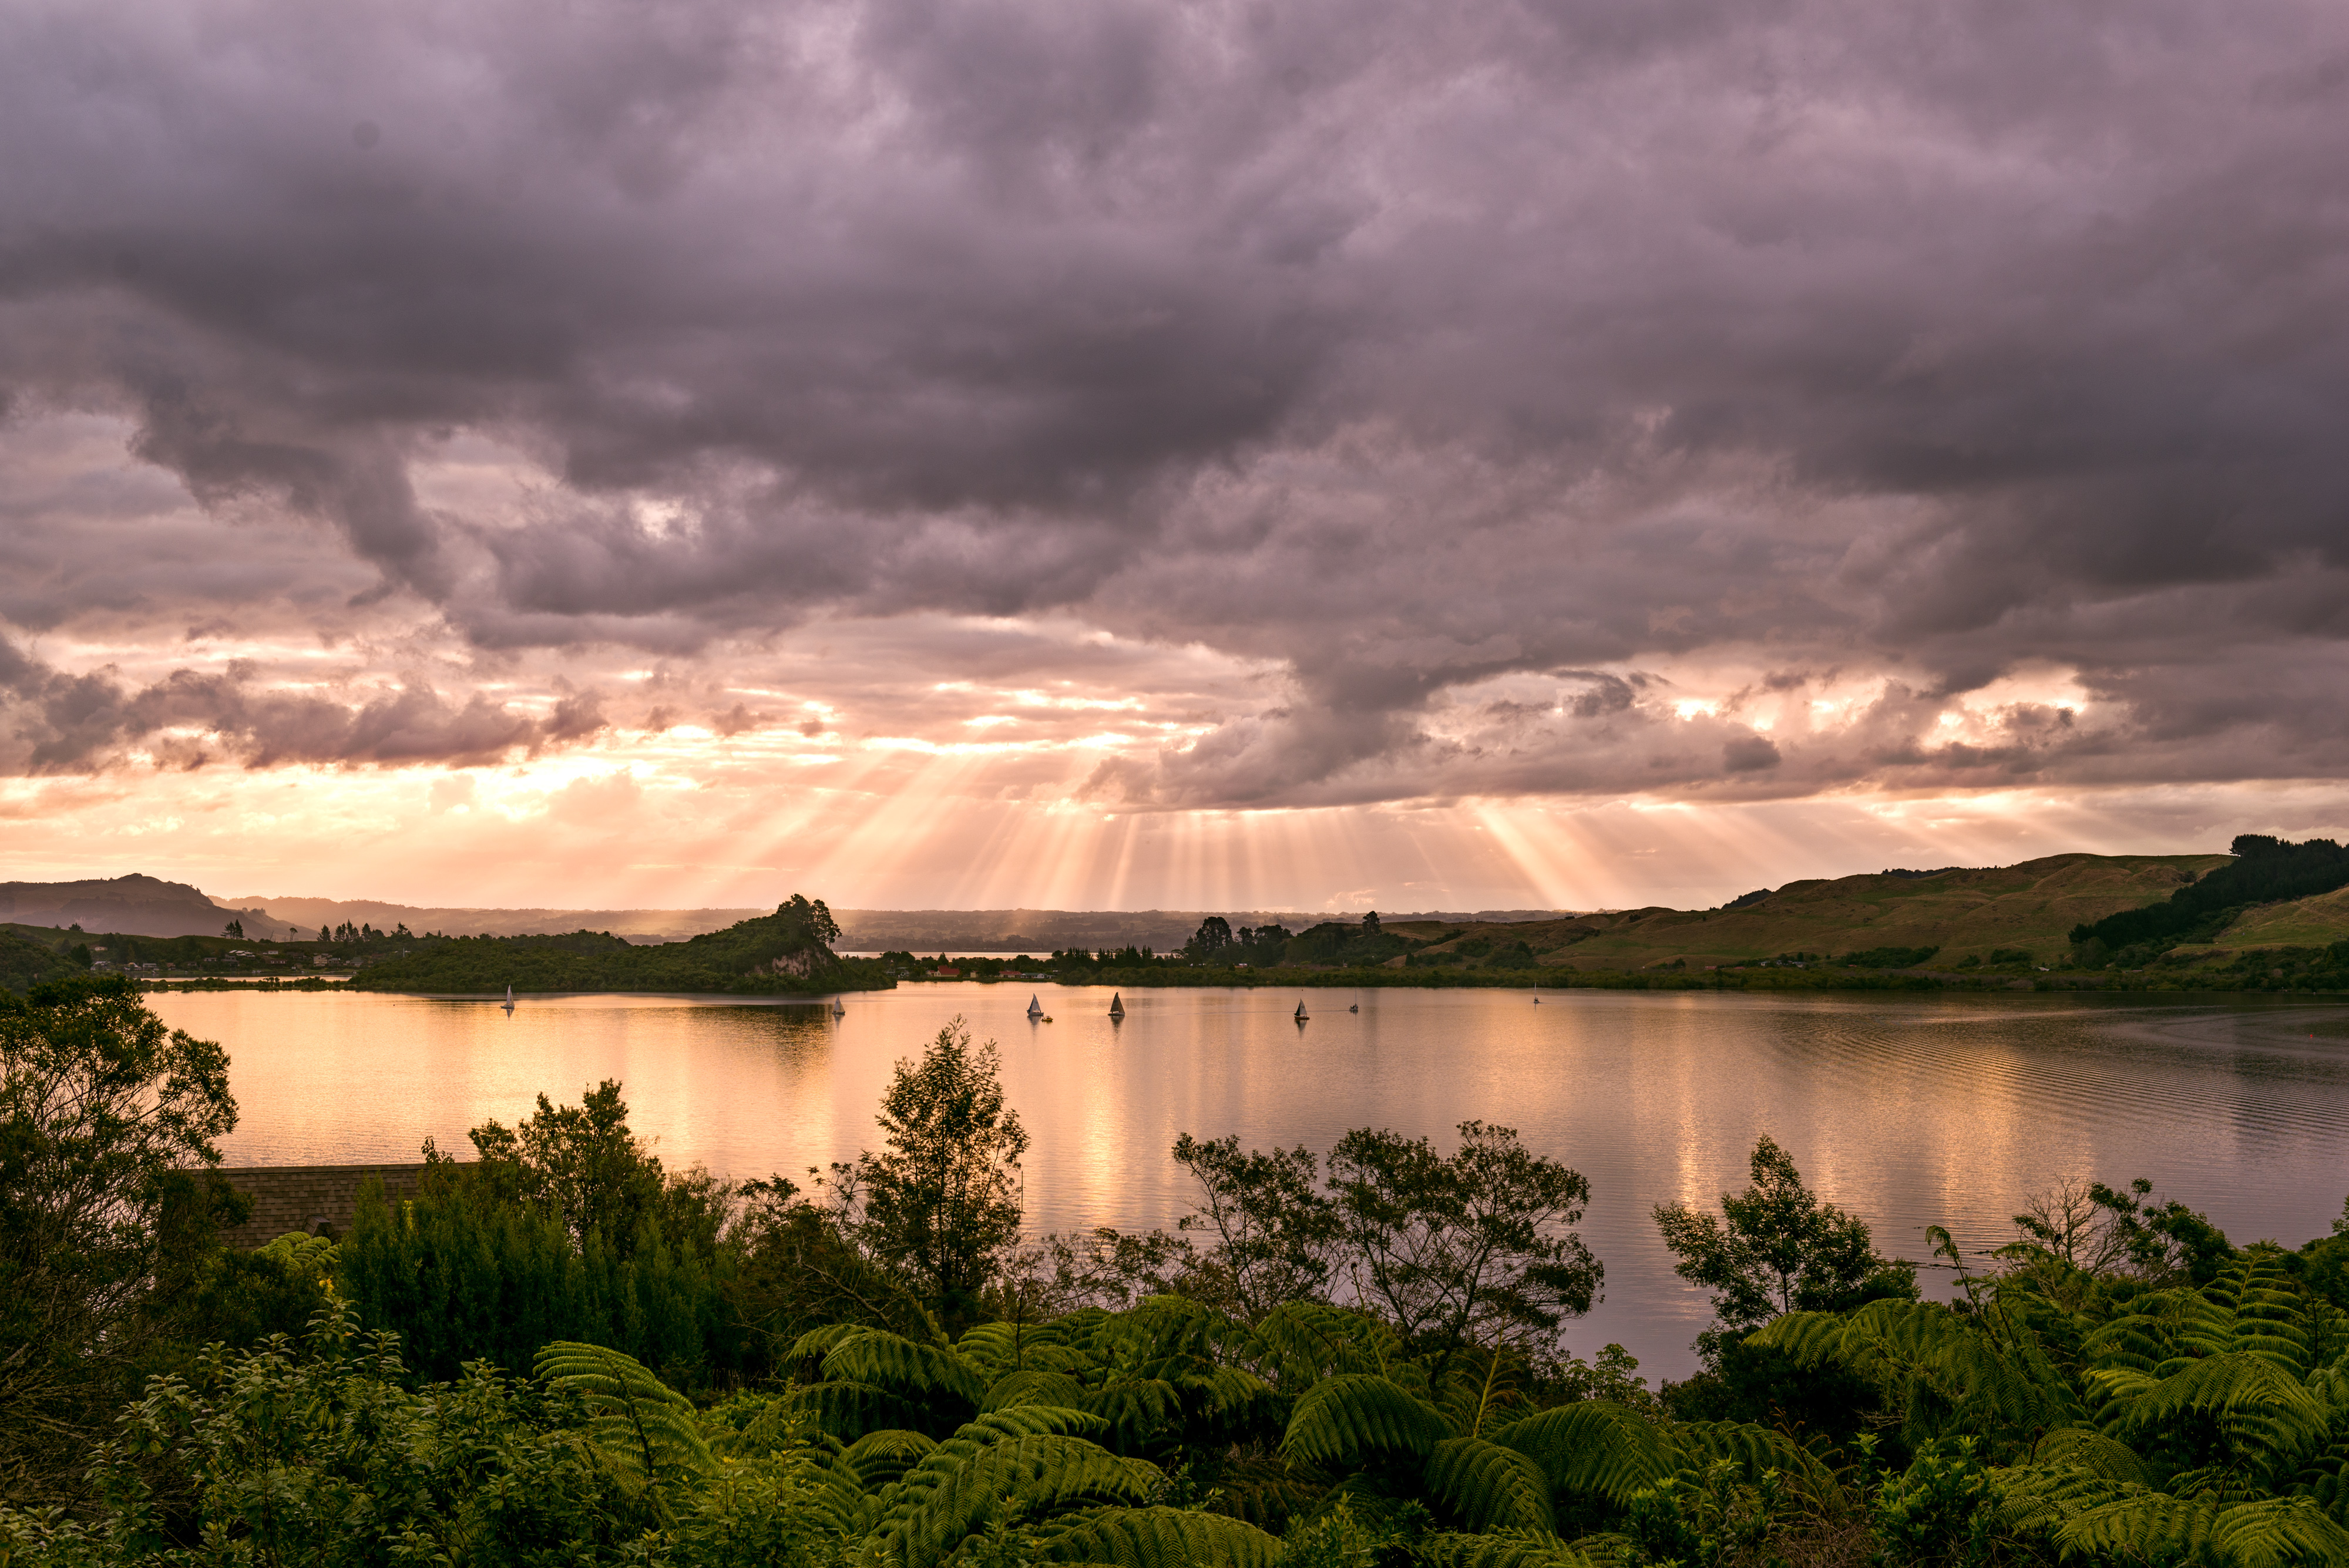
[
  {"x1": 1389, "y1": 853, "x2": 2230, "y2": 972},
  {"x1": 350, "y1": 894, "x2": 893, "y2": 996}
]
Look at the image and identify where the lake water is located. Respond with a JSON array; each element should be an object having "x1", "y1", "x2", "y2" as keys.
[{"x1": 150, "y1": 984, "x2": 2349, "y2": 1381}]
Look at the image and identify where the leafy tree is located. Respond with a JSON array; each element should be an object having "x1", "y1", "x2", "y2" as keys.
[
  {"x1": 469, "y1": 1079, "x2": 676, "y2": 1252},
  {"x1": 1171, "y1": 1134, "x2": 1340, "y2": 1318},
  {"x1": 1185, "y1": 916, "x2": 1234, "y2": 960},
  {"x1": 0, "y1": 975, "x2": 240, "y2": 1500},
  {"x1": 1325, "y1": 1121, "x2": 1601, "y2": 1363},
  {"x1": 1653, "y1": 1134, "x2": 1915, "y2": 1345},
  {"x1": 849, "y1": 1017, "x2": 1030, "y2": 1331}
]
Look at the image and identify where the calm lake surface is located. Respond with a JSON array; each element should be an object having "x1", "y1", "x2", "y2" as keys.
[{"x1": 152, "y1": 984, "x2": 2349, "y2": 1381}]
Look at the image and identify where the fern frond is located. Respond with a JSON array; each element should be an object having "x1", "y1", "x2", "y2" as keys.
[
  {"x1": 533, "y1": 1340, "x2": 713, "y2": 1496},
  {"x1": 1417, "y1": 1527, "x2": 1595, "y2": 1568},
  {"x1": 2052, "y1": 1492, "x2": 2217, "y2": 1564},
  {"x1": 1672, "y1": 1421, "x2": 1842, "y2": 1512},
  {"x1": 956, "y1": 1319, "x2": 1071, "y2": 1378},
  {"x1": 871, "y1": 1434, "x2": 1159, "y2": 1568},
  {"x1": 953, "y1": 1406, "x2": 1113, "y2": 1444},
  {"x1": 1202, "y1": 1451, "x2": 1324, "y2": 1532},
  {"x1": 1083, "y1": 1379, "x2": 1185, "y2": 1453},
  {"x1": 2208, "y1": 1495, "x2": 2349, "y2": 1566},
  {"x1": 822, "y1": 1331, "x2": 987, "y2": 1408},
  {"x1": 844, "y1": 1428, "x2": 937, "y2": 1490},
  {"x1": 1033, "y1": 1505, "x2": 1284, "y2": 1568},
  {"x1": 2029, "y1": 1426, "x2": 2150, "y2": 1485},
  {"x1": 1424, "y1": 1436, "x2": 1556, "y2": 1533},
  {"x1": 1248, "y1": 1302, "x2": 1406, "y2": 1385},
  {"x1": 1280, "y1": 1373, "x2": 1454, "y2": 1469},
  {"x1": 985, "y1": 1369, "x2": 1093, "y2": 1412},
  {"x1": 2111, "y1": 1352, "x2": 2328, "y2": 1480},
  {"x1": 788, "y1": 1322, "x2": 874, "y2": 1365},
  {"x1": 1492, "y1": 1402, "x2": 1675, "y2": 1507},
  {"x1": 804, "y1": 1378, "x2": 938, "y2": 1444}
]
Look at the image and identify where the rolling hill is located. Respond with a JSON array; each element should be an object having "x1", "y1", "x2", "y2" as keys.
[{"x1": 1388, "y1": 854, "x2": 2240, "y2": 971}]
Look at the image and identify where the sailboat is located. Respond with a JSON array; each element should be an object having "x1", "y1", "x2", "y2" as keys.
[
  {"x1": 502, "y1": 984, "x2": 515, "y2": 1015},
  {"x1": 1349, "y1": 1003, "x2": 1359, "y2": 1013},
  {"x1": 1294, "y1": 999, "x2": 1309, "y2": 1024},
  {"x1": 1027, "y1": 994, "x2": 1044, "y2": 1020},
  {"x1": 1108, "y1": 992, "x2": 1125, "y2": 1020},
  {"x1": 831, "y1": 997, "x2": 846, "y2": 1019}
]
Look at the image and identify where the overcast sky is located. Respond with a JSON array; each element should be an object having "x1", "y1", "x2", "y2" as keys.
[{"x1": 5, "y1": 0, "x2": 2347, "y2": 911}]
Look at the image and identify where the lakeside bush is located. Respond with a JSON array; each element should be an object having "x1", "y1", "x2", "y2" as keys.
[{"x1": 15, "y1": 984, "x2": 2349, "y2": 1564}]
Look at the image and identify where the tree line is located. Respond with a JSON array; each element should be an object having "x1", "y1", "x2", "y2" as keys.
[{"x1": 10, "y1": 973, "x2": 2349, "y2": 1564}]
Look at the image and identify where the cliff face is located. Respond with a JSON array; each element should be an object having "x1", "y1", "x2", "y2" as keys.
[{"x1": 0, "y1": 874, "x2": 299, "y2": 940}]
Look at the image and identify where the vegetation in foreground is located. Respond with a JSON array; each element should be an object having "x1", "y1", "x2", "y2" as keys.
[{"x1": 12, "y1": 975, "x2": 2349, "y2": 1564}]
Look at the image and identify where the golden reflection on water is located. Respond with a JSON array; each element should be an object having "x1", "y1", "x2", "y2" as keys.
[{"x1": 150, "y1": 985, "x2": 2349, "y2": 1379}]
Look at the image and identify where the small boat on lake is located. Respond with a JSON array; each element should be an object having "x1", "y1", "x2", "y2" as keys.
[
  {"x1": 1349, "y1": 1003, "x2": 1359, "y2": 1013},
  {"x1": 1027, "y1": 994, "x2": 1044, "y2": 1019},
  {"x1": 1295, "y1": 1000, "x2": 1309, "y2": 1024},
  {"x1": 832, "y1": 997, "x2": 846, "y2": 1018},
  {"x1": 1108, "y1": 992, "x2": 1125, "y2": 1020},
  {"x1": 502, "y1": 984, "x2": 515, "y2": 1015}
]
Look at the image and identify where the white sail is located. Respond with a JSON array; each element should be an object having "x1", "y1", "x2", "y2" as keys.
[{"x1": 1027, "y1": 993, "x2": 1043, "y2": 1017}]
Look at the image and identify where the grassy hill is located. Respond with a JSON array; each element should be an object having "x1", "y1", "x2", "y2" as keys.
[{"x1": 1381, "y1": 854, "x2": 2232, "y2": 972}]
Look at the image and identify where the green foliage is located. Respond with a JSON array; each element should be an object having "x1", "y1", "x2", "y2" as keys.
[
  {"x1": 1282, "y1": 1373, "x2": 1456, "y2": 1467},
  {"x1": 0, "y1": 975, "x2": 240, "y2": 1502},
  {"x1": 1034, "y1": 1503, "x2": 1286, "y2": 1566},
  {"x1": 536, "y1": 1339, "x2": 715, "y2": 1503},
  {"x1": 1491, "y1": 1401, "x2": 1678, "y2": 1506},
  {"x1": 0, "y1": 931, "x2": 80, "y2": 994},
  {"x1": 851, "y1": 1018, "x2": 1031, "y2": 1331},
  {"x1": 1425, "y1": 1436, "x2": 1557, "y2": 1532},
  {"x1": 1653, "y1": 1134, "x2": 1917, "y2": 1341},
  {"x1": 342, "y1": 1158, "x2": 740, "y2": 1385}
]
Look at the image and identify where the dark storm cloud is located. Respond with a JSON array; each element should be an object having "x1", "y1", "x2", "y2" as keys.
[
  {"x1": 0, "y1": 634, "x2": 600, "y2": 773},
  {"x1": 4, "y1": 0, "x2": 2349, "y2": 795}
]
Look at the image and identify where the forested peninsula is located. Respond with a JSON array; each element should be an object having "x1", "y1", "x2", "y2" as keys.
[{"x1": 347, "y1": 896, "x2": 893, "y2": 996}]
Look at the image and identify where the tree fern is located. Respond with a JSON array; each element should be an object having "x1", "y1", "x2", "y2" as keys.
[
  {"x1": 822, "y1": 1329, "x2": 989, "y2": 1407},
  {"x1": 2103, "y1": 1352, "x2": 2329, "y2": 1486},
  {"x1": 869, "y1": 1434, "x2": 1160, "y2": 1567},
  {"x1": 1672, "y1": 1421, "x2": 1842, "y2": 1512},
  {"x1": 1248, "y1": 1302, "x2": 1404, "y2": 1386},
  {"x1": 985, "y1": 1368, "x2": 1093, "y2": 1412},
  {"x1": 2029, "y1": 1425, "x2": 2150, "y2": 1485},
  {"x1": 1416, "y1": 1527, "x2": 1595, "y2": 1568},
  {"x1": 1083, "y1": 1378, "x2": 1185, "y2": 1454},
  {"x1": 803, "y1": 1377, "x2": 936, "y2": 1443},
  {"x1": 1031, "y1": 1504, "x2": 1285, "y2": 1567},
  {"x1": 1424, "y1": 1435, "x2": 1557, "y2": 1532},
  {"x1": 1752, "y1": 1298, "x2": 2079, "y2": 1435},
  {"x1": 1280, "y1": 1372, "x2": 1454, "y2": 1468},
  {"x1": 2056, "y1": 1491, "x2": 2349, "y2": 1566},
  {"x1": 957, "y1": 1318, "x2": 1073, "y2": 1378},
  {"x1": 845, "y1": 1428, "x2": 938, "y2": 1490},
  {"x1": 1491, "y1": 1401, "x2": 1676, "y2": 1506},
  {"x1": 533, "y1": 1340, "x2": 712, "y2": 1496}
]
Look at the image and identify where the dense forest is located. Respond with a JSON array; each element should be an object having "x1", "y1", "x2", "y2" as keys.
[
  {"x1": 348, "y1": 896, "x2": 895, "y2": 996},
  {"x1": 11, "y1": 974, "x2": 2349, "y2": 1564}
]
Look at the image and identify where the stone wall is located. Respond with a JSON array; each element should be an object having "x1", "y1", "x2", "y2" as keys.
[{"x1": 211, "y1": 1162, "x2": 472, "y2": 1249}]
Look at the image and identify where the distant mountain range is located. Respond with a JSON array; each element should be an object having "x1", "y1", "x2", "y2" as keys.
[{"x1": 0, "y1": 875, "x2": 300, "y2": 940}]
